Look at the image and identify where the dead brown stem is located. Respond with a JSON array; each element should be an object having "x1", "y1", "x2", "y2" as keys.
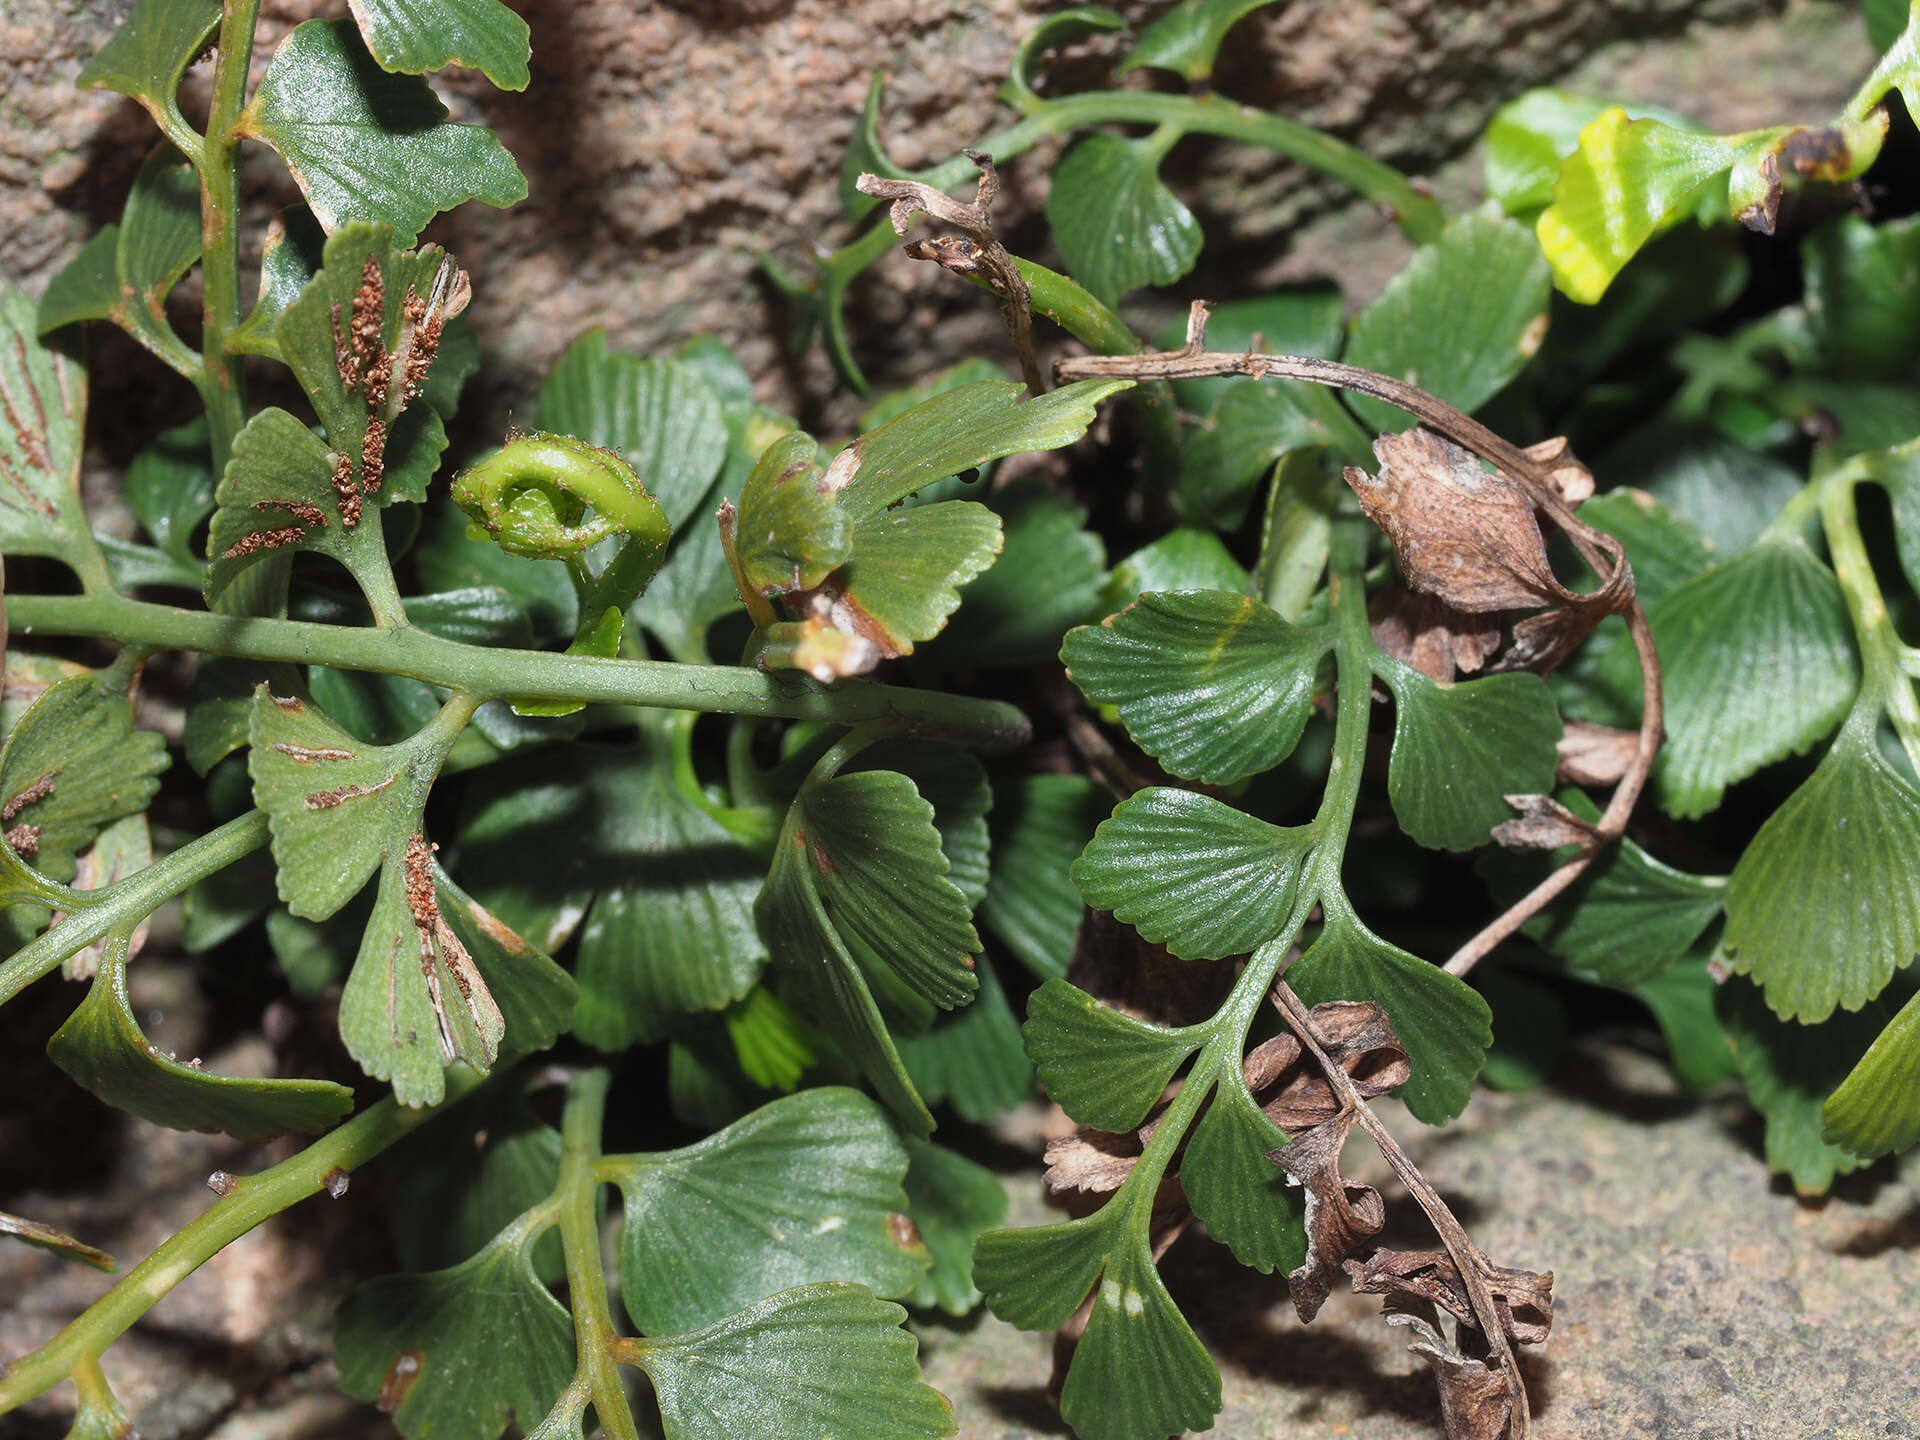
[
  {"x1": 856, "y1": 153, "x2": 1044, "y2": 393},
  {"x1": 1055, "y1": 301, "x2": 1665, "y2": 978},
  {"x1": 1271, "y1": 981, "x2": 1533, "y2": 1438}
]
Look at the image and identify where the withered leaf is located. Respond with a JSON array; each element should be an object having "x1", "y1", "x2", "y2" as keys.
[
  {"x1": 1345, "y1": 1249, "x2": 1554, "y2": 1347},
  {"x1": 1491, "y1": 793, "x2": 1599, "y2": 852},
  {"x1": 1371, "y1": 588, "x2": 1502, "y2": 685},
  {"x1": 1346, "y1": 428, "x2": 1629, "y2": 674},
  {"x1": 1044, "y1": 1125, "x2": 1147, "y2": 1195},
  {"x1": 1556, "y1": 719, "x2": 1640, "y2": 787},
  {"x1": 1268, "y1": 1110, "x2": 1383, "y2": 1322},
  {"x1": 1244, "y1": 999, "x2": 1411, "y2": 1132},
  {"x1": 1383, "y1": 1298, "x2": 1513, "y2": 1440}
]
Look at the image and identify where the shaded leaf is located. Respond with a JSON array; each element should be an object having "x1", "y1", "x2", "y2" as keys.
[
  {"x1": 1097, "y1": 527, "x2": 1248, "y2": 617},
  {"x1": 1064, "y1": 590, "x2": 1328, "y2": 786},
  {"x1": 346, "y1": 0, "x2": 530, "y2": 89},
  {"x1": 0, "y1": 288, "x2": 89, "y2": 564},
  {"x1": 0, "y1": 1211, "x2": 114, "y2": 1273},
  {"x1": 1119, "y1": 0, "x2": 1279, "y2": 80},
  {"x1": 855, "y1": 742, "x2": 992, "y2": 907},
  {"x1": 414, "y1": 500, "x2": 578, "y2": 646},
  {"x1": 1024, "y1": 977, "x2": 1200, "y2": 1131},
  {"x1": 1046, "y1": 133, "x2": 1201, "y2": 307},
  {"x1": 1071, "y1": 788, "x2": 1316, "y2": 961},
  {"x1": 334, "y1": 1222, "x2": 574, "y2": 1440},
  {"x1": 612, "y1": 1088, "x2": 926, "y2": 1335},
  {"x1": 1824, "y1": 985, "x2": 1920, "y2": 1160},
  {"x1": 1719, "y1": 977, "x2": 1885, "y2": 1194},
  {"x1": 1474, "y1": 963, "x2": 1567, "y2": 1091},
  {"x1": 980, "y1": 775, "x2": 1106, "y2": 981},
  {"x1": 229, "y1": 205, "x2": 329, "y2": 359},
  {"x1": 902, "y1": 1136, "x2": 1008, "y2": 1314},
  {"x1": 1803, "y1": 212, "x2": 1920, "y2": 380},
  {"x1": 1724, "y1": 716, "x2": 1920, "y2": 1021},
  {"x1": 1288, "y1": 910, "x2": 1491, "y2": 1124},
  {"x1": 1631, "y1": 947, "x2": 1737, "y2": 1089},
  {"x1": 1575, "y1": 488, "x2": 1717, "y2": 605},
  {"x1": 118, "y1": 144, "x2": 202, "y2": 302},
  {"x1": 35, "y1": 230, "x2": 121, "y2": 336},
  {"x1": 571, "y1": 750, "x2": 766, "y2": 1050},
  {"x1": 631, "y1": 1284, "x2": 956, "y2": 1440},
  {"x1": 1592, "y1": 420, "x2": 1802, "y2": 554},
  {"x1": 1177, "y1": 380, "x2": 1353, "y2": 530},
  {"x1": 49, "y1": 930, "x2": 353, "y2": 1140},
  {"x1": 1181, "y1": 1074, "x2": 1305, "y2": 1273},
  {"x1": 899, "y1": 959, "x2": 1034, "y2": 1123},
  {"x1": 124, "y1": 417, "x2": 213, "y2": 572},
  {"x1": 926, "y1": 479, "x2": 1105, "y2": 667},
  {"x1": 433, "y1": 862, "x2": 577, "y2": 1063},
  {"x1": 1059, "y1": 1234, "x2": 1222, "y2": 1440},
  {"x1": 1483, "y1": 791, "x2": 1725, "y2": 986},
  {"x1": 240, "y1": 19, "x2": 526, "y2": 243},
  {"x1": 1343, "y1": 215, "x2": 1550, "y2": 434},
  {"x1": 1375, "y1": 656, "x2": 1560, "y2": 851}
]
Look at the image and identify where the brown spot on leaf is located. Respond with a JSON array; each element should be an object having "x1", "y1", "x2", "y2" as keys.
[
  {"x1": 886, "y1": 1212, "x2": 922, "y2": 1249},
  {"x1": 254, "y1": 498, "x2": 328, "y2": 529},
  {"x1": 376, "y1": 1350, "x2": 423, "y2": 1413},
  {"x1": 303, "y1": 777, "x2": 395, "y2": 810},
  {"x1": 362, "y1": 417, "x2": 386, "y2": 496},
  {"x1": 271, "y1": 742, "x2": 356, "y2": 763},
  {"x1": 2, "y1": 771, "x2": 57, "y2": 823},
  {"x1": 270, "y1": 693, "x2": 304, "y2": 712},
  {"x1": 223, "y1": 526, "x2": 307, "y2": 559},
  {"x1": 4, "y1": 823, "x2": 41, "y2": 859},
  {"x1": 206, "y1": 1170, "x2": 237, "y2": 1197},
  {"x1": 322, "y1": 1167, "x2": 350, "y2": 1199},
  {"x1": 331, "y1": 450, "x2": 361, "y2": 527}
]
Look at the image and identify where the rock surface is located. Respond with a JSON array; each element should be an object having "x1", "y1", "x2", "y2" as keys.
[
  {"x1": 918, "y1": 1040, "x2": 1920, "y2": 1440},
  {"x1": 0, "y1": 0, "x2": 1871, "y2": 431}
]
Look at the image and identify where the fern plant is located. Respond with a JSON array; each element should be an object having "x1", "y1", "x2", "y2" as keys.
[{"x1": 3, "y1": 2, "x2": 1919, "y2": 1440}]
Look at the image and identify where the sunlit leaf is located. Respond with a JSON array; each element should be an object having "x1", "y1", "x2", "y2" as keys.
[
  {"x1": 1072, "y1": 788, "x2": 1315, "y2": 961},
  {"x1": 204, "y1": 407, "x2": 370, "y2": 604},
  {"x1": 631, "y1": 1284, "x2": 956, "y2": 1440},
  {"x1": 49, "y1": 930, "x2": 353, "y2": 1140},
  {"x1": 834, "y1": 378, "x2": 1131, "y2": 517},
  {"x1": 1724, "y1": 717, "x2": 1920, "y2": 1021},
  {"x1": 980, "y1": 775, "x2": 1106, "y2": 981},
  {"x1": 346, "y1": 0, "x2": 530, "y2": 89},
  {"x1": 1119, "y1": 0, "x2": 1280, "y2": 80},
  {"x1": 1288, "y1": 909, "x2": 1491, "y2": 1124},
  {"x1": 334, "y1": 1222, "x2": 574, "y2": 1440},
  {"x1": 1537, "y1": 107, "x2": 1881, "y2": 303},
  {"x1": 1024, "y1": 977, "x2": 1200, "y2": 1131},
  {"x1": 1344, "y1": 214, "x2": 1551, "y2": 432},
  {"x1": 1066, "y1": 590, "x2": 1327, "y2": 786},
  {"x1": 826, "y1": 502, "x2": 1003, "y2": 660},
  {"x1": 1181, "y1": 1073, "x2": 1304, "y2": 1273},
  {"x1": 1046, "y1": 133, "x2": 1202, "y2": 307},
  {"x1": 1824, "y1": 985, "x2": 1920, "y2": 1160},
  {"x1": 240, "y1": 19, "x2": 526, "y2": 243},
  {"x1": 1720, "y1": 977, "x2": 1885, "y2": 1194},
  {"x1": 1483, "y1": 88, "x2": 1705, "y2": 216},
  {"x1": 1375, "y1": 657, "x2": 1560, "y2": 851}
]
